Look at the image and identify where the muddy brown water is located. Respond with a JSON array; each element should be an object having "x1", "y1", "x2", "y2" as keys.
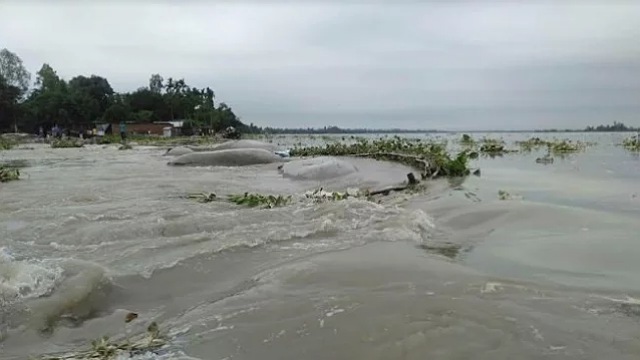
[{"x1": 1, "y1": 133, "x2": 640, "y2": 359}]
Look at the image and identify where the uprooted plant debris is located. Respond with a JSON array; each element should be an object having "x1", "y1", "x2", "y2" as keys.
[
  {"x1": 0, "y1": 165, "x2": 20, "y2": 182},
  {"x1": 188, "y1": 173, "x2": 425, "y2": 208},
  {"x1": 228, "y1": 192, "x2": 293, "y2": 208},
  {"x1": 290, "y1": 137, "x2": 478, "y2": 179},
  {"x1": 39, "y1": 315, "x2": 167, "y2": 360}
]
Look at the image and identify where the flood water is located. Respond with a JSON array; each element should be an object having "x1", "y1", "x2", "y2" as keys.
[{"x1": 1, "y1": 132, "x2": 640, "y2": 359}]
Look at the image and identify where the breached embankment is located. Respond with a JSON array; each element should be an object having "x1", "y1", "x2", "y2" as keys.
[{"x1": 168, "y1": 148, "x2": 284, "y2": 167}]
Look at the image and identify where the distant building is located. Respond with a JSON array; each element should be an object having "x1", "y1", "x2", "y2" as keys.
[{"x1": 101, "y1": 121, "x2": 186, "y2": 137}]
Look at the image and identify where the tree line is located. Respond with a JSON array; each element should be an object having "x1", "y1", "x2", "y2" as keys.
[
  {"x1": 584, "y1": 122, "x2": 638, "y2": 132},
  {"x1": 0, "y1": 48, "x2": 255, "y2": 134}
]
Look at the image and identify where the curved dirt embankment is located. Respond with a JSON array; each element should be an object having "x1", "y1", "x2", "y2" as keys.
[{"x1": 167, "y1": 148, "x2": 284, "y2": 167}]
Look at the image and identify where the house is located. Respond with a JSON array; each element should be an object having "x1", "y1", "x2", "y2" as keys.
[
  {"x1": 97, "y1": 121, "x2": 186, "y2": 137},
  {"x1": 154, "y1": 120, "x2": 185, "y2": 137},
  {"x1": 103, "y1": 122, "x2": 176, "y2": 136}
]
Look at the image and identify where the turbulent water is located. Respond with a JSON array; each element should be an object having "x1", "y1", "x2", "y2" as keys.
[{"x1": 1, "y1": 133, "x2": 640, "y2": 359}]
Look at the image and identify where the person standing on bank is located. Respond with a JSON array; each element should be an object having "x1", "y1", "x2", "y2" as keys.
[{"x1": 119, "y1": 122, "x2": 127, "y2": 142}]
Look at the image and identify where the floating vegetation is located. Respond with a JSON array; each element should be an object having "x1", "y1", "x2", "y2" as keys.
[
  {"x1": 622, "y1": 136, "x2": 640, "y2": 152},
  {"x1": 290, "y1": 137, "x2": 477, "y2": 179},
  {"x1": 458, "y1": 135, "x2": 514, "y2": 157},
  {"x1": 535, "y1": 155, "x2": 554, "y2": 164},
  {"x1": 516, "y1": 137, "x2": 591, "y2": 155},
  {"x1": 228, "y1": 192, "x2": 293, "y2": 208},
  {"x1": 547, "y1": 140, "x2": 586, "y2": 154},
  {"x1": 516, "y1": 137, "x2": 547, "y2": 152},
  {"x1": 498, "y1": 190, "x2": 523, "y2": 201},
  {"x1": 304, "y1": 187, "x2": 366, "y2": 202},
  {"x1": 0, "y1": 165, "x2": 20, "y2": 182},
  {"x1": 39, "y1": 316, "x2": 167, "y2": 360},
  {"x1": 460, "y1": 134, "x2": 476, "y2": 146},
  {"x1": 188, "y1": 192, "x2": 217, "y2": 203},
  {"x1": 51, "y1": 138, "x2": 84, "y2": 148},
  {"x1": 479, "y1": 139, "x2": 509, "y2": 156}
]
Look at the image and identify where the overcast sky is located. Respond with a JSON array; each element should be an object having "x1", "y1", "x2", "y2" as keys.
[{"x1": 1, "y1": 2, "x2": 639, "y2": 130}]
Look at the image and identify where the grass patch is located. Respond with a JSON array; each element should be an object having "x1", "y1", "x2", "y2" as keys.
[
  {"x1": 96, "y1": 135, "x2": 121, "y2": 144},
  {"x1": 0, "y1": 137, "x2": 16, "y2": 150},
  {"x1": 51, "y1": 138, "x2": 84, "y2": 148},
  {"x1": 131, "y1": 135, "x2": 220, "y2": 147},
  {"x1": 290, "y1": 136, "x2": 477, "y2": 179},
  {"x1": 0, "y1": 165, "x2": 20, "y2": 182}
]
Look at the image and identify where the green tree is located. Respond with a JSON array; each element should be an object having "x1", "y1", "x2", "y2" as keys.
[
  {"x1": 126, "y1": 88, "x2": 168, "y2": 122},
  {"x1": 0, "y1": 48, "x2": 31, "y2": 95},
  {"x1": 68, "y1": 75, "x2": 114, "y2": 114},
  {"x1": 149, "y1": 74, "x2": 164, "y2": 94},
  {"x1": 1, "y1": 49, "x2": 252, "y2": 135},
  {"x1": 0, "y1": 74, "x2": 22, "y2": 131}
]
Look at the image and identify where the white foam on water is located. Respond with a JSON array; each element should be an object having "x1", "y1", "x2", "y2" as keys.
[
  {"x1": 114, "y1": 350, "x2": 202, "y2": 360},
  {"x1": 0, "y1": 247, "x2": 63, "y2": 302}
]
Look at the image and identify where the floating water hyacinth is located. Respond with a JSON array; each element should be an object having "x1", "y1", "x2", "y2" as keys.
[
  {"x1": 516, "y1": 137, "x2": 593, "y2": 155},
  {"x1": 289, "y1": 136, "x2": 477, "y2": 179}
]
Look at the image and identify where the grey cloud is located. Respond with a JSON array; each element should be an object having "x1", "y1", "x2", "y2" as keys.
[{"x1": 1, "y1": 2, "x2": 640, "y2": 129}]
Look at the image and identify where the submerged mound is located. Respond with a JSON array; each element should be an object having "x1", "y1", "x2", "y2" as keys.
[
  {"x1": 212, "y1": 139, "x2": 277, "y2": 152},
  {"x1": 280, "y1": 156, "x2": 358, "y2": 181},
  {"x1": 168, "y1": 148, "x2": 283, "y2": 167},
  {"x1": 163, "y1": 146, "x2": 194, "y2": 156}
]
